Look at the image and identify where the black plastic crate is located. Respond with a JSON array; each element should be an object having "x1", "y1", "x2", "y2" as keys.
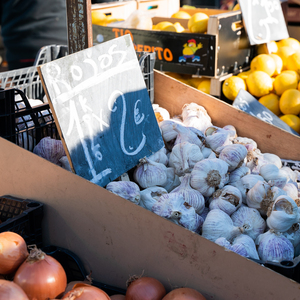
[
  {"x1": 0, "y1": 195, "x2": 43, "y2": 248},
  {"x1": 42, "y1": 245, "x2": 126, "y2": 296}
]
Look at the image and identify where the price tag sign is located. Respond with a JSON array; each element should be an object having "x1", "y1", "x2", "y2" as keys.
[
  {"x1": 233, "y1": 89, "x2": 300, "y2": 136},
  {"x1": 238, "y1": 0, "x2": 289, "y2": 45},
  {"x1": 38, "y1": 35, "x2": 164, "y2": 187}
]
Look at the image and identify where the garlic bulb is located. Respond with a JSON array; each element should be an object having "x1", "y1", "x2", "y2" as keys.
[
  {"x1": 148, "y1": 146, "x2": 169, "y2": 166},
  {"x1": 233, "y1": 136, "x2": 258, "y2": 152},
  {"x1": 231, "y1": 234, "x2": 260, "y2": 260},
  {"x1": 202, "y1": 209, "x2": 243, "y2": 242},
  {"x1": 173, "y1": 123, "x2": 204, "y2": 149},
  {"x1": 282, "y1": 223, "x2": 300, "y2": 250},
  {"x1": 202, "y1": 147, "x2": 215, "y2": 159},
  {"x1": 281, "y1": 166, "x2": 299, "y2": 183},
  {"x1": 152, "y1": 104, "x2": 170, "y2": 122},
  {"x1": 140, "y1": 186, "x2": 168, "y2": 211},
  {"x1": 152, "y1": 193, "x2": 204, "y2": 233},
  {"x1": 59, "y1": 156, "x2": 72, "y2": 171},
  {"x1": 208, "y1": 185, "x2": 242, "y2": 215},
  {"x1": 133, "y1": 157, "x2": 167, "y2": 189},
  {"x1": 261, "y1": 153, "x2": 282, "y2": 169},
  {"x1": 159, "y1": 120, "x2": 180, "y2": 142},
  {"x1": 215, "y1": 237, "x2": 233, "y2": 251},
  {"x1": 169, "y1": 141, "x2": 203, "y2": 176},
  {"x1": 106, "y1": 181, "x2": 140, "y2": 204},
  {"x1": 222, "y1": 125, "x2": 237, "y2": 140},
  {"x1": 190, "y1": 158, "x2": 229, "y2": 198},
  {"x1": 204, "y1": 126, "x2": 232, "y2": 153},
  {"x1": 256, "y1": 230, "x2": 294, "y2": 263},
  {"x1": 218, "y1": 144, "x2": 248, "y2": 172},
  {"x1": 259, "y1": 163, "x2": 289, "y2": 183},
  {"x1": 161, "y1": 167, "x2": 181, "y2": 192},
  {"x1": 170, "y1": 173, "x2": 205, "y2": 215},
  {"x1": 266, "y1": 195, "x2": 299, "y2": 233},
  {"x1": 283, "y1": 182, "x2": 299, "y2": 200},
  {"x1": 231, "y1": 206, "x2": 266, "y2": 241},
  {"x1": 228, "y1": 166, "x2": 251, "y2": 184},
  {"x1": 33, "y1": 137, "x2": 66, "y2": 165}
]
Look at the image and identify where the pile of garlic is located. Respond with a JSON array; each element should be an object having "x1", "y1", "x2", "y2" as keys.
[{"x1": 106, "y1": 102, "x2": 300, "y2": 264}]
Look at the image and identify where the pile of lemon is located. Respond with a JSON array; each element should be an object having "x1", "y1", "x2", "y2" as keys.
[
  {"x1": 222, "y1": 37, "x2": 300, "y2": 133},
  {"x1": 92, "y1": 10, "x2": 124, "y2": 26}
]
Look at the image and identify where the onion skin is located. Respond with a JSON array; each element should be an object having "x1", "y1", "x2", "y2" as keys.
[
  {"x1": 111, "y1": 295, "x2": 126, "y2": 300},
  {"x1": 162, "y1": 287, "x2": 207, "y2": 300},
  {"x1": 13, "y1": 248, "x2": 67, "y2": 300},
  {"x1": 62, "y1": 283, "x2": 111, "y2": 299},
  {"x1": 0, "y1": 279, "x2": 29, "y2": 300},
  {"x1": 0, "y1": 231, "x2": 28, "y2": 275},
  {"x1": 125, "y1": 276, "x2": 166, "y2": 300}
]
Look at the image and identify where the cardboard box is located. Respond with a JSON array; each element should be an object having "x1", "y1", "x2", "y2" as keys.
[
  {"x1": 92, "y1": 8, "x2": 255, "y2": 77},
  {"x1": 0, "y1": 71, "x2": 300, "y2": 299}
]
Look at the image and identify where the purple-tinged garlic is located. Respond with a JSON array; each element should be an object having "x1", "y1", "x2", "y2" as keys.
[
  {"x1": 202, "y1": 209, "x2": 243, "y2": 242},
  {"x1": 204, "y1": 126, "x2": 232, "y2": 153},
  {"x1": 259, "y1": 163, "x2": 289, "y2": 184},
  {"x1": 222, "y1": 125, "x2": 237, "y2": 140},
  {"x1": 173, "y1": 123, "x2": 204, "y2": 149},
  {"x1": 215, "y1": 237, "x2": 233, "y2": 251},
  {"x1": 228, "y1": 166, "x2": 251, "y2": 184},
  {"x1": 106, "y1": 181, "x2": 140, "y2": 204},
  {"x1": 170, "y1": 173, "x2": 205, "y2": 215},
  {"x1": 33, "y1": 137, "x2": 66, "y2": 165},
  {"x1": 159, "y1": 120, "x2": 181, "y2": 143},
  {"x1": 218, "y1": 144, "x2": 248, "y2": 172},
  {"x1": 161, "y1": 167, "x2": 181, "y2": 192},
  {"x1": 152, "y1": 193, "x2": 204, "y2": 233},
  {"x1": 231, "y1": 234, "x2": 260, "y2": 260},
  {"x1": 202, "y1": 147, "x2": 216, "y2": 159},
  {"x1": 232, "y1": 136, "x2": 258, "y2": 152},
  {"x1": 281, "y1": 166, "x2": 299, "y2": 183},
  {"x1": 190, "y1": 158, "x2": 229, "y2": 198},
  {"x1": 282, "y1": 223, "x2": 300, "y2": 250},
  {"x1": 133, "y1": 157, "x2": 167, "y2": 189},
  {"x1": 266, "y1": 195, "x2": 299, "y2": 233},
  {"x1": 208, "y1": 185, "x2": 242, "y2": 216},
  {"x1": 283, "y1": 183, "x2": 299, "y2": 200},
  {"x1": 169, "y1": 141, "x2": 203, "y2": 176},
  {"x1": 140, "y1": 186, "x2": 168, "y2": 211},
  {"x1": 261, "y1": 153, "x2": 282, "y2": 169},
  {"x1": 256, "y1": 230, "x2": 294, "y2": 263},
  {"x1": 231, "y1": 206, "x2": 266, "y2": 241},
  {"x1": 148, "y1": 146, "x2": 169, "y2": 166}
]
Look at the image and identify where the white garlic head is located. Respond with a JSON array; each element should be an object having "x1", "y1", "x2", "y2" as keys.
[
  {"x1": 106, "y1": 181, "x2": 140, "y2": 204},
  {"x1": 173, "y1": 123, "x2": 204, "y2": 149},
  {"x1": 161, "y1": 167, "x2": 181, "y2": 192},
  {"x1": 283, "y1": 182, "x2": 299, "y2": 200},
  {"x1": 232, "y1": 234, "x2": 260, "y2": 260},
  {"x1": 148, "y1": 146, "x2": 169, "y2": 166},
  {"x1": 140, "y1": 186, "x2": 168, "y2": 211},
  {"x1": 228, "y1": 166, "x2": 251, "y2": 184},
  {"x1": 190, "y1": 158, "x2": 229, "y2": 198},
  {"x1": 204, "y1": 126, "x2": 232, "y2": 153}
]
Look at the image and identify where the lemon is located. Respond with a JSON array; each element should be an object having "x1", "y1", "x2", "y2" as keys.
[
  {"x1": 188, "y1": 12, "x2": 209, "y2": 33},
  {"x1": 222, "y1": 76, "x2": 247, "y2": 101},
  {"x1": 250, "y1": 54, "x2": 276, "y2": 76},
  {"x1": 91, "y1": 10, "x2": 107, "y2": 25},
  {"x1": 256, "y1": 41, "x2": 278, "y2": 55},
  {"x1": 106, "y1": 16, "x2": 123, "y2": 24},
  {"x1": 171, "y1": 11, "x2": 191, "y2": 19},
  {"x1": 273, "y1": 72, "x2": 298, "y2": 96},
  {"x1": 277, "y1": 38, "x2": 300, "y2": 53},
  {"x1": 237, "y1": 69, "x2": 252, "y2": 80},
  {"x1": 276, "y1": 46, "x2": 296, "y2": 70},
  {"x1": 188, "y1": 77, "x2": 204, "y2": 88},
  {"x1": 280, "y1": 114, "x2": 300, "y2": 133},
  {"x1": 155, "y1": 21, "x2": 176, "y2": 32},
  {"x1": 258, "y1": 93, "x2": 281, "y2": 116},
  {"x1": 173, "y1": 22, "x2": 185, "y2": 33},
  {"x1": 279, "y1": 89, "x2": 300, "y2": 115},
  {"x1": 198, "y1": 79, "x2": 211, "y2": 94},
  {"x1": 246, "y1": 71, "x2": 273, "y2": 98},
  {"x1": 286, "y1": 52, "x2": 300, "y2": 74},
  {"x1": 281, "y1": 70, "x2": 300, "y2": 82},
  {"x1": 269, "y1": 54, "x2": 283, "y2": 76},
  {"x1": 232, "y1": 4, "x2": 240, "y2": 10}
]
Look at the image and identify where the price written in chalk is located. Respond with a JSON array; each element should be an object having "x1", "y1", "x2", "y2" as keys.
[
  {"x1": 38, "y1": 35, "x2": 164, "y2": 187},
  {"x1": 233, "y1": 89, "x2": 300, "y2": 136}
]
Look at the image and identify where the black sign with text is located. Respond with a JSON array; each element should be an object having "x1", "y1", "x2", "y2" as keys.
[
  {"x1": 239, "y1": 0, "x2": 289, "y2": 45},
  {"x1": 233, "y1": 89, "x2": 299, "y2": 136},
  {"x1": 38, "y1": 35, "x2": 164, "y2": 187}
]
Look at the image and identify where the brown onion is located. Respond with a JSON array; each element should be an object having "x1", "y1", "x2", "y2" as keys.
[
  {"x1": 13, "y1": 246, "x2": 67, "y2": 300},
  {"x1": 162, "y1": 287, "x2": 207, "y2": 300},
  {"x1": 62, "y1": 283, "x2": 110, "y2": 299},
  {"x1": 111, "y1": 295, "x2": 126, "y2": 300},
  {"x1": 0, "y1": 231, "x2": 28, "y2": 275},
  {"x1": 0, "y1": 279, "x2": 29, "y2": 300},
  {"x1": 125, "y1": 276, "x2": 166, "y2": 300}
]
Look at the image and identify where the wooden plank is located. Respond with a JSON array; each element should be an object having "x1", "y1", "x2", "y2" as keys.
[
  {"x1": 66, "y1": 0, "x2": 93, "y2": 54},
  {"x1": 154, "y1": 70, "x2": 300, "y2": 161}
]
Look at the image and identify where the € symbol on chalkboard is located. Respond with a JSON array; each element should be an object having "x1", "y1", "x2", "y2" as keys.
[
  {"x1": 238, "y1": 0, "x2": 289, "y2": 45},
  {"x1": 233, "y1": 89, "x2": 300, "y2": 137},
  {"x1": 37, "y1": 34, "x2": 165, "y2": 187}
]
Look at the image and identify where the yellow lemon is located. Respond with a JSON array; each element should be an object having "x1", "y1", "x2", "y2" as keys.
[
  {"x1": 286, "y1": 52, "x2": 300, "y2": 74},
  {"x1": 258, "y1": 93, "x2": 281, "y2": 116},
  {"x1": 232, "y1": 4, "x2": 240, "y2": 10},
  {"x1": 188, "y1": 77, "x2": 204, "y2": 88},
  {"x1": 198, "y1": 79, "x2": 211, "y2": 94},
  {"x1": 269, "y1": 54, "x2": 283, "y2": 76},
  {"x1": 281, "y1": 70, "x2": 300, "y2": 82},
  {"x1": 279, "y1": 89, "x2": 300, "y2": 115},
  {"x1": 173, "y1": 22, "x2": 185, "y2": 33},
  {"x1": 250, "y1": 54, "x2": 276, "y2": 76},
  {"x1": 188, "y1": 12, "x2": 209, "y2": 33},
  {"x1": 279, "y1": 114, "x2": 300, "y2": 133},
  {"x1": 237, "y1": 69, "x2": 252, "y2": 80},
  {"x1": 155, "y1": 21, "x2": 176, "y2": 32},
  {"x1": 277, "y1": 37, "x2": 300, "y2": 53},
  {"x1": 222, "y1": 76, "x2": 247, "y2": 101},
  {"x1": 246, "y1": 71, "x2": 273, "y2": 98},
  {"x1": 106, "y1": 16, "x2": 123, "y2": 24},
  {"x1": 171, "y1": 11, "x2": 191, "y2": 19},
  {"x1": 256, "y1": 41, "x2": 278, "y2": 55},
  {"x1": 273, "y1": 72, "x2": 298, "y2": 95},
  {"x1": 91, "y1": 10, "x2": 107, "y2": 25},
  {"x1": 276, "y1": 46, "x2": 296, "y2": 70}
]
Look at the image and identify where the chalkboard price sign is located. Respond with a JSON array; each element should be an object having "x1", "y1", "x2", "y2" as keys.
[
  {"x1": 38, "y1": 35, "x2": 164, "y2": 187},
  {"x1": 239, "y1": 0, "x2": 289, "y2": 45},
  {"x1": 233, "y1": 89, "x2": 300, "y2": 136}
]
